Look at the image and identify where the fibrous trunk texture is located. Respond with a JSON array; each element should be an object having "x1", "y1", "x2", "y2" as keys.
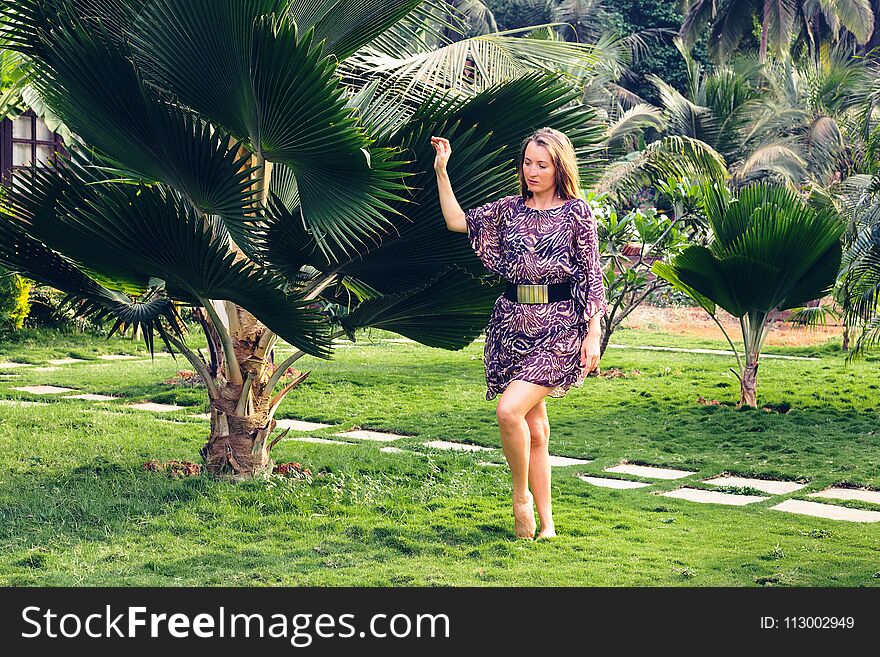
[{"x1": 198, "y1": 304, "x2": 305, "y2": 480}]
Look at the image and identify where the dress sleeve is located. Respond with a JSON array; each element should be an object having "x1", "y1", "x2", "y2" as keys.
[
  {"x1": 464, "y1": 196, "x2": 508, "y2": 276},
  {"x1": 570, "y1": 199, "x2": 607, "y2": 327}
]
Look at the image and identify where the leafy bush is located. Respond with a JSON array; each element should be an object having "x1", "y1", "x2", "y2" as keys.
[{"x1": 0, "y1": 267, "x2": 31, "y2": 331}]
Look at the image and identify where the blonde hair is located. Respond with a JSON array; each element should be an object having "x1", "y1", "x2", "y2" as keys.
[{"x1": 517, "y1": 127, "x2": 581, "y2": 200}]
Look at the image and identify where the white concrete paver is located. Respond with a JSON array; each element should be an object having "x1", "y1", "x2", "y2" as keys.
[
  {"x1": 604, "y1": 463, "x2": 696, "y2": 479},
  {"x1": 332, "y1": 429, "x2": 407, "y2": 442},
  {"x1": 126, "y1": 402, "x2": 187, "y2": 412},
  {"x1": 547, "y1": 455, "x2": 593, "y2": 467},
  {"x1": 577, "y1": 475, "x2": 652, "y2": 489},
  {"x1": 97, "y1": 354, "x2": 140, "y2": 360},
  {"x1": 276, "y1": 418, "x2": 336, "y2": 431},
  {"x1": 63, "y1": 393, "x2": 118, "y2": 401},
  {"x1": 47, "y1": 358, "x2": 85, "y2": 365},
  {"x1": 423, "y1": 440, "x2": 496, "y2": 452},
  {"x1": 284, "y1": 436, "x2": 352, "y2": 445},
  {"x1": 0, "y1": 362, "x2": 32, "y2": 369},
  {"x1": 807, "y1": 487, "x2": 880, "y2": 505},
  {"x1": 0, "y1": 399, "x2": 44, "y2": 406},
  {"x1": 702, "y1": 475, "x2": 805, "y2": 495},
  {"x1": 12, "y1": 385, "x2": 78, "y2": 395},
  {"x1": 770, "y1": 499, "x2": 880, "y2": 522},
  {"x1": 659, "y1": 487, "x2": 768, "y2": 505}
]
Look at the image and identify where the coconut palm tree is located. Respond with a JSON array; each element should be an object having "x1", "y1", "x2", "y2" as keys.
[
  {"x1": 652, "y1": 181, "x2": 843, "y2": 407},
  {"x1": 679, "y1": 0, "x2": 874, "y2": 63},
  {"x1": 0, "y1": 0, "x2": 605, "y2": 478}
]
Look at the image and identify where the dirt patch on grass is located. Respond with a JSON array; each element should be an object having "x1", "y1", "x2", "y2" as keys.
[{"x1": 621, "y1": 306, "x2": 843, "y2": 347}]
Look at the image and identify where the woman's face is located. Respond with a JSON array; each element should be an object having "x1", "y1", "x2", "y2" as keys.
[{"x1": 522, "y1": 141, "x2": 556, "y2": 196}]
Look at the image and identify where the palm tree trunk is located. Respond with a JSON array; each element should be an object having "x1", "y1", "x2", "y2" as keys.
[
  {"x1": 197, "y1": 304, "x2": 307, "y2": 480},
  {"x1": 739, "y1": 351, "x2": 759, "y2": 407},
  {"x1": 759, "y1": 1, "x2": 771, "y2": 63}
]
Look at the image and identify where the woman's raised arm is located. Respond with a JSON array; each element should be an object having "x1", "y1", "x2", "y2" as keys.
[{"x1": 431, "y1": 136, "x2": 466, "y2": 233}]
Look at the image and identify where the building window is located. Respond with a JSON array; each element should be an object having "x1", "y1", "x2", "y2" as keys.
[{"x1": 1, "y1": 109, "x2": 66, "y2": 188}]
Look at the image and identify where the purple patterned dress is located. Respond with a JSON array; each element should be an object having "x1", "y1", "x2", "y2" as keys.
[{"x1": 465, "y1": 195, "x2": 607, "y2": 401}]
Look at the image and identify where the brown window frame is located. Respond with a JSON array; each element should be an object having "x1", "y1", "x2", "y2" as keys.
[{"x1": 1, "y1": 108, "x2": 67, "y2": 185}]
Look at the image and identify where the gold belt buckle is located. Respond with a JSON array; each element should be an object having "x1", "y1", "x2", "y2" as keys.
[{"x1": 516, "y1": 284, "x2": 548, "y2": 304}]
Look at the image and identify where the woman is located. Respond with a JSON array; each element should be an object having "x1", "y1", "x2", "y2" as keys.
[{"x1": 430, "y1": 127, "x2": 607, "y2": 540}]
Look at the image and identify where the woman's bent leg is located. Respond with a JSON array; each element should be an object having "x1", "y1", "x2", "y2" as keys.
[
  {"x1": 525, "y1": 398, "x2": 555, "y2": 537},
  {"x1": 496, "y1": 380, "x2": 554, "y2": 539}
]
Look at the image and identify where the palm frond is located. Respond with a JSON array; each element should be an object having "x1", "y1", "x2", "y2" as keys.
[
  {"x1": 2, "y1": 160, "x2": 332, "y2": 357},
  {"x1": 598, "y1": 135, "x2": 728, "y2": 198},
  {"x1": 350, "y1": 26, "x2": 601, "y2": 95},
  {"x1": 606, "y1": 103, "x2": 666, "y2": 144},
  {"x1": 130, "y1": 1, "x2": 413, "y2": 262},
  {"x1": 333, "y1": 265, "x2": 500, "y2": 349}
]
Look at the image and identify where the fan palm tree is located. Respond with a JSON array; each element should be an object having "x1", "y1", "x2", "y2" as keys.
[
  {"x1": 679, "y1": 0, "x2": 874, "y2": 63},
  {"x1": 0, "y1": 0, "x2": 604, "y2": 478},
  {"x1": 652, "y1": 181, "x2": 843, "y2": 407}
]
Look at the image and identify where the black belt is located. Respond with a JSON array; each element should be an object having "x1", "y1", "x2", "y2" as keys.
[{"x1": 503, "y1": 280, "x2": 572, "y2": 304}]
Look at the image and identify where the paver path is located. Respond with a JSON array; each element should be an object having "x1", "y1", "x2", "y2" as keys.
[
  {"x1": 4, "y1": 385, "x2": 879, "y2": 525},
  {"x1": 12, "y1": 385, "x2": 78, "y2": 394},
  {"x1": 659, "y1": 487, "x2": 769, "y2": 506},
  {"x1": 769, "y1": 499, "x2": 880, "y2": 522}
]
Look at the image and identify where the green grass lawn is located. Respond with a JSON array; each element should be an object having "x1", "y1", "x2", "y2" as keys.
[{"x1": 1, "y1": 325, "x2": 879, "y2": 586}]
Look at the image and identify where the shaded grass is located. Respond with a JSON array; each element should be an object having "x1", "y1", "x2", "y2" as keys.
[{"x1": 1, "y1": 327, "x2": 879, "y2": 586}]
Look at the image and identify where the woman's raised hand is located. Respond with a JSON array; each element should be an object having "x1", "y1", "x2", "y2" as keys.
[{"x1": 430, "y1": 136, "x2": 451, "y2": 173}]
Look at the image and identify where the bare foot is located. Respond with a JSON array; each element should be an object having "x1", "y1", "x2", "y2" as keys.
[
  {"x1": 513, "y1": 491, "x2": 536, "y2": 540},
  {"x1": 537, "y1": 526, "x2": 557, "y2": 539}
]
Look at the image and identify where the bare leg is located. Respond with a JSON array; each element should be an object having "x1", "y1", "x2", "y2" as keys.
[
  {"x1": 525, "y1": 398, "x2": 555, "y2": 538},
  {"x1": 496, "y1": 380, "x2": 554, "y2": 539}
]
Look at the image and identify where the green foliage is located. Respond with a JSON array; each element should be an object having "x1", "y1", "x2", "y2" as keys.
[
  {"x1": 0, "y1": 267, "x2": 30, "y2": 330},
  {"x1": 484, "y1": 0, "x2": 552, "y2": 31},
  {"x1": 604, "y1": 0, "x2": 711, "y2": 103},
  {"x1": 587, "y1": 185, "x2": 697, "y2": 346}
]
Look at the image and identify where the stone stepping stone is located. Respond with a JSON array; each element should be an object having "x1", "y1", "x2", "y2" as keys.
[
  {"x1": 702, "y1": 475, "x2": 805, "y2": 495},
  {"x1": 769, "y1": 499, "x2": 880, "y2": 523},
  {"x1": 379, "y1": 446, "x2": 427, "y2": 456},
  {"x1": 32, "y1": 367, "x2": 61, "y2": 373},
  {"x1": 0, "y1": 399, "x2": 44, "y2": 407},
  {"x1": 659, "y1": 487, "x2": 768, "y2": 506},
  {"x1": 126, "y1": 402, "x2": 187, "y2": 412},
  {"x1": 548, "y1": 455, "x2": 593, "y2": 467},
  {"x1": 47, "y1": 358, "x2": 85, "y2": 365},
  {"x1": 97, "y1": 354, "x2": 140, "y2": 360},
  {"x1": 604, "y1": 463, "x2": 696, "y2": 480},
  {"x1": 423, "y1": 440, "x2": 495, "y2": 452},
  {"x1": 478, "y1": 461, "x2": 503, "y2": 467},
  {"x1": 192, "y1": 413, "x2": 212, "y2": 420},
  {"x1": 807, "y1": 487, "x2": 880, "y2": 505},
  {"x1": 332, "y1": 429, "x2": 406, "y2": 442},
  {"x1": 0, "y1": 362, "x2": 32, "y2": 369},
  {"x1": 284, "y1": 436, "x2": 351, "y2": 446},
  {"x1": 63, "y1": 393, "x2": 118, "y2": 401},
  {"x1": 577, "y1": 475, "x2": 652, "y2": 489},
  {"x1": 276, "y1": 418, "x2": 335, "y2": 431},
  {"x1": 12, "y1": 385, "x2": 78, "y2": 395}
]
